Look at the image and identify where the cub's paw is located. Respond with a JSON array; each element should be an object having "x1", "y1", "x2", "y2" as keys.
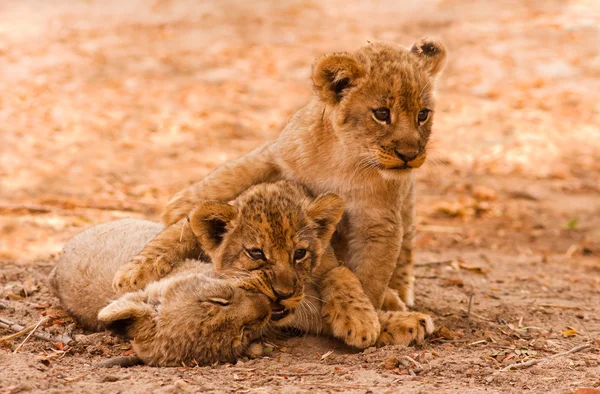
[
  {"x1": 322, "y1": 298, "x2": 381, "y2": 349},
  {"x1": 112, "y1": 255, "x2": 172, "y2": 293},
  {"x1": 382, "y1": 288, "x2": 407, "y2": 312},
  {"x1": 376, "y1": 311, "x2": 434, "y2": 347}
]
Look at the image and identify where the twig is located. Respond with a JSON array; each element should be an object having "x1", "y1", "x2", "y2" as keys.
[
  {"x1": 402, "y1": 355, "x2": 423, "y2": 370},
  {"x1": 466, "y1": 294, "x2": 474, "y2": 334},
  {"x1": 415, "y1": 260, "x2": 453, "y2": 267},
  {"x1": 13, "y1": 317, "x2": 49, "y2": 353},
  {"x1": 0, "y1": 323, "x2": 38, "y2": 342},
  {"x1": 94, "y1": 355, "x2": 144, "y2": 368},
  {"x1": 459, "y1": 308, "x2": 492, "y2": 322},
  {"x1": 539, "y1": 303, "x2": 581, "y2": 310},
  {"x1": 0, "y1": 317, "x2": 72, "y2": 345},
  {"x1": 498, "y1": 342, "x2": 592, "y2": 372}
]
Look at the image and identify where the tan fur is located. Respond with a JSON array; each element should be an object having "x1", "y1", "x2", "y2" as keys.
[
  {"x1": 50, "y1": 219, "x2": 271, "y2": 367},
  {"x1": 113, "y1": 181, "x2": 433, "y2": 350},
  {"x1": 159, "y1": 38, "x2": 447, "y2": 309}
]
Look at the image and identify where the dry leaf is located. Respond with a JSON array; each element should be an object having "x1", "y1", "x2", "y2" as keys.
[
  {"x1": 561, "y1": 328, "x2": 578, "y2": 337},
  {"x1": 320, "y1": 350, "x2": 334, "y2": 361}
]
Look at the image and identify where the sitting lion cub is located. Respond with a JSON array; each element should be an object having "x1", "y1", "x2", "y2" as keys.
[
  {"x1": 113, "y1": 181, "x2": 434, "y2": 349},
  {"x1": 50, "y1": 219, "x2": 272, "y2": 367},
  {"x1": 116, "y1": 38, "x2": 447, "y2": 311}
]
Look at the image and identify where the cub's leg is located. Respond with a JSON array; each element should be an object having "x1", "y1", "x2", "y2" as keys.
[
  {"x1": 113, "y1": 218, "x2": 200, "y2": 293},
  {"x1": 388, "y1": 179, "x2": 416, "y2": 306},
  {"x1": 320, "y1": 266, "x2": 380, "y2": 349},
  {"x1": 376, "y1": 310, "x2": 434, "y2": 347},
  {"x1": 162, "y1": 144, "x2": 280, "y2": 225}
]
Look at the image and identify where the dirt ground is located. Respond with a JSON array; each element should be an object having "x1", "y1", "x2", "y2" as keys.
[{"x1": 1, "y1": 0, "x2": 599, "y2": 393}]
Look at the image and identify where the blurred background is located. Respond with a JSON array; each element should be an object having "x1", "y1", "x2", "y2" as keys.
[
  {"x1": 1, "y1": 2, "x2": 599, "y2": 391},
  {"x1": 0, "y1": 0, "x2": 598, "y2": 264}
]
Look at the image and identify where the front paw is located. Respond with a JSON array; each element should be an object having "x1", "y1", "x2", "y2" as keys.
[
  {"x1": 376, "y1": 311, "x2": 434, "y2": 347},
  {"x1": 112, "y1": 255, "x2": 170, "y2": 293},
  {"x1": 322, "y1": 300, "x2": 380, "y2": 349},
  {"x1": 382, "y1": 288, "x2": 407, "y2": 312}
]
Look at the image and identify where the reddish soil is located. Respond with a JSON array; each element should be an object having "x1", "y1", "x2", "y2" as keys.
[{"x1": 1, "y1": 1, "x2": 599, "y2": 393}]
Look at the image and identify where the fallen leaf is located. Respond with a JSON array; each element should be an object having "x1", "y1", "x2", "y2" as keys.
[{"x1": 561, "y1": 328, "x2": 578, "y2": 337}]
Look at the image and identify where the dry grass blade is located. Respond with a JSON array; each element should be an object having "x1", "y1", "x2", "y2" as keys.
[
  {"x1": 13, "y1": 317, "x2": 49, "y2": 353},
  {"x1": 0, "y1": 317, "x2": 72, "y2": 345}
]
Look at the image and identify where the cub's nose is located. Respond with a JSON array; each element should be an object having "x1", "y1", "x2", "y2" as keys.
[
  {"x1": 394, "y1": 150, "x2": 418, "y2": 162},
  {"x1": 273, "y1": 287, "x2": 294, "y2": 300}
]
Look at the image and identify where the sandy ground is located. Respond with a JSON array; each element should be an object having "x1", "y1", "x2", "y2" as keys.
[{"x1": 1, "y1": 0, "x2": 599, "y2": 392}]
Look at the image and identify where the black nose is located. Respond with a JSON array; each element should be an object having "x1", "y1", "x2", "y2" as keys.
[
  {"x1": 273, "y1": 289, "x2": 294, "y2": 300},
  {"x1": 394, "y1": 150, "x2": 418, "y2": 162}
]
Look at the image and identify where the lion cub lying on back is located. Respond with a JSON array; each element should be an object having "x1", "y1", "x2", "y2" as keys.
[{"x1": 113, "y1": 181, "x2": 434, "y2": 348}]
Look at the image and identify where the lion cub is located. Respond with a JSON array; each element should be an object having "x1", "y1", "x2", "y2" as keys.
[
  {"x1": 113, "y1": 181, "x2": 433, "y2": 349},
  {"x1": 125, "y1": 38, "x2": 447, "y2": 311},
  {"x1": 50, "y1": 219, "x2": 272, "y2": 367}
]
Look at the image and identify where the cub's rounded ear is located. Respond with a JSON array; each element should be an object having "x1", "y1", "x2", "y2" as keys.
[
  {"x1": 189, "y1": 202, "x2": 238, "y2": 253},
  {"x1": 98, "y1": 292, "x2": 155, "y2": 338},
  {"x1": 307, "y1": 193, "x2": 345, "y2": 243},
  {"x1": 312, "y1": 53, "x2": 365, "y2": 105},
  {"x1": 410, "y1": 38, "x2": 447, "y2": 76}
]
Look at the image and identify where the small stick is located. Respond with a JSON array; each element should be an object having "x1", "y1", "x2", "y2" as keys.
[
  {"x1": 13, "y1": 317, "x2": 49, "y2": 353},
  {"x1": 415, "y1": 260, "x2": 453, "y2": 267},
  {"x1": 94, "y1": 355, "x2": 144, "y2": 368},
  {"x1": 498, "y1": 342, "x2": 592, "y2": 372},
  {"x1": 539, "y1": 303, "x2": 581, "y2": 310},
  {"x1": 466, "y1": 294, "x2": 474, "y2": 334},
  {"x1": 459, "y1": 308, "x2": 491, "y2": 322},
  {"x1": 0, "y1": 316, "x2": 72, "y2": 345},
  {"x1": 402, "y1": 355, "x2": 423, "y2": 370},
  {"x1": 0, "y1": 324, "x2": 37, "y2": 342}
]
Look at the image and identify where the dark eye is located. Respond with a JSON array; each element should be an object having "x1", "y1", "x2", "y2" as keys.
[
  {"x1": 373, "y1": 108, "x2": 390, "y2": 123},
  {"x1": 293, "y1": 249, "x2": 307, "y2": 261},
  {"x1": 246, "y1": 248, "x2": 266, "y2": 261},
  {"x1": 417, "y1": 109, "x2": 430, "y2": 124}
]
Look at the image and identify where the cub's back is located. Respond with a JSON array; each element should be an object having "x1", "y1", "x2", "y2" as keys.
[{"x1": 50, "y1": 219, "x2": 163, "y2": 330}]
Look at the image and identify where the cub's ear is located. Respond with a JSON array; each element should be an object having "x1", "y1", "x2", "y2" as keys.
[
  {"x1": 312, "y1": 53, "x2": 365, "y2": 105},
  {"x1": 98, "y1": 292, "x2": 155, "y2": 338},
  {"x1": 189, "y1": 202, "x2": 238, "y2": 253},
  {"x1": 410, "y1": 38, "x2": 447, "y2": 76},
  {"x1": 307, "y1": 193, "x2": 345, "y2": 243}
]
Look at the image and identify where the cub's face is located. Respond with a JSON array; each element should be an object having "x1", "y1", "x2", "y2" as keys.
[
  {"x1": 312, "y1": 39, "x2": 447, "y2": 174},
  {"x1": 189, "y1": 181, "x2": 344, "y2": 326},
  {"x1": 98, "y1": 273, "x2": 271, "y2": 367}
]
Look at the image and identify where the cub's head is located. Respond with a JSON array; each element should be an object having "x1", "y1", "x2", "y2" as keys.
[
  {"x1": 312, "y1": 38, "x2": 446, "y2": 173},
  {"x1": 188, "y1": 181, "x2": 344, "y2": 326},
  {"x1": 98, "y1": 272, "x2": 271, "y2": 367}
]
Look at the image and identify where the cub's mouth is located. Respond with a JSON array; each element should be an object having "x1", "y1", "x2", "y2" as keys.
[
  {"x1": 374, "y1": 149, "x2": 427, "y2": 171},
  {"x1": 270, "y1": 302, "x2": 291, "y2": 321}
]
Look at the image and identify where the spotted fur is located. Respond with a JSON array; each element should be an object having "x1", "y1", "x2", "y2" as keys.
[
  {"x1": 114, "y1": 181, "x2": 434, "y2": 350},
  {"x1": 159, "y1": 38, "x2": 447, "y2": 309}
]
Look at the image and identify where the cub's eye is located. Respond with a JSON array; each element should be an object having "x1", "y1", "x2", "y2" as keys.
[
  {"x1": 373, "y1": 108, "x2": 391, "y2": 123},
  {"x1": 246, "y1": 248, "x2": 266, "y2": 261},
  {"x1": 417, "y1": 109, "x2": 430, "y2": 124},
  {"x1": 206, "y1": 297, "x2": 231, "y2": 306},
  {"x1": 293, "y1": 249, "x2": 307, "y2": 261}
]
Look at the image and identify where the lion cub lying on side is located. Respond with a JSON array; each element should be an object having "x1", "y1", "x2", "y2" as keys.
[
  {"x1": 113, "y1": 181, "x2": 434, "y2": 348},
  {"x1": 50, "y1": 219, "x2": 272, "y2": 367}
]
